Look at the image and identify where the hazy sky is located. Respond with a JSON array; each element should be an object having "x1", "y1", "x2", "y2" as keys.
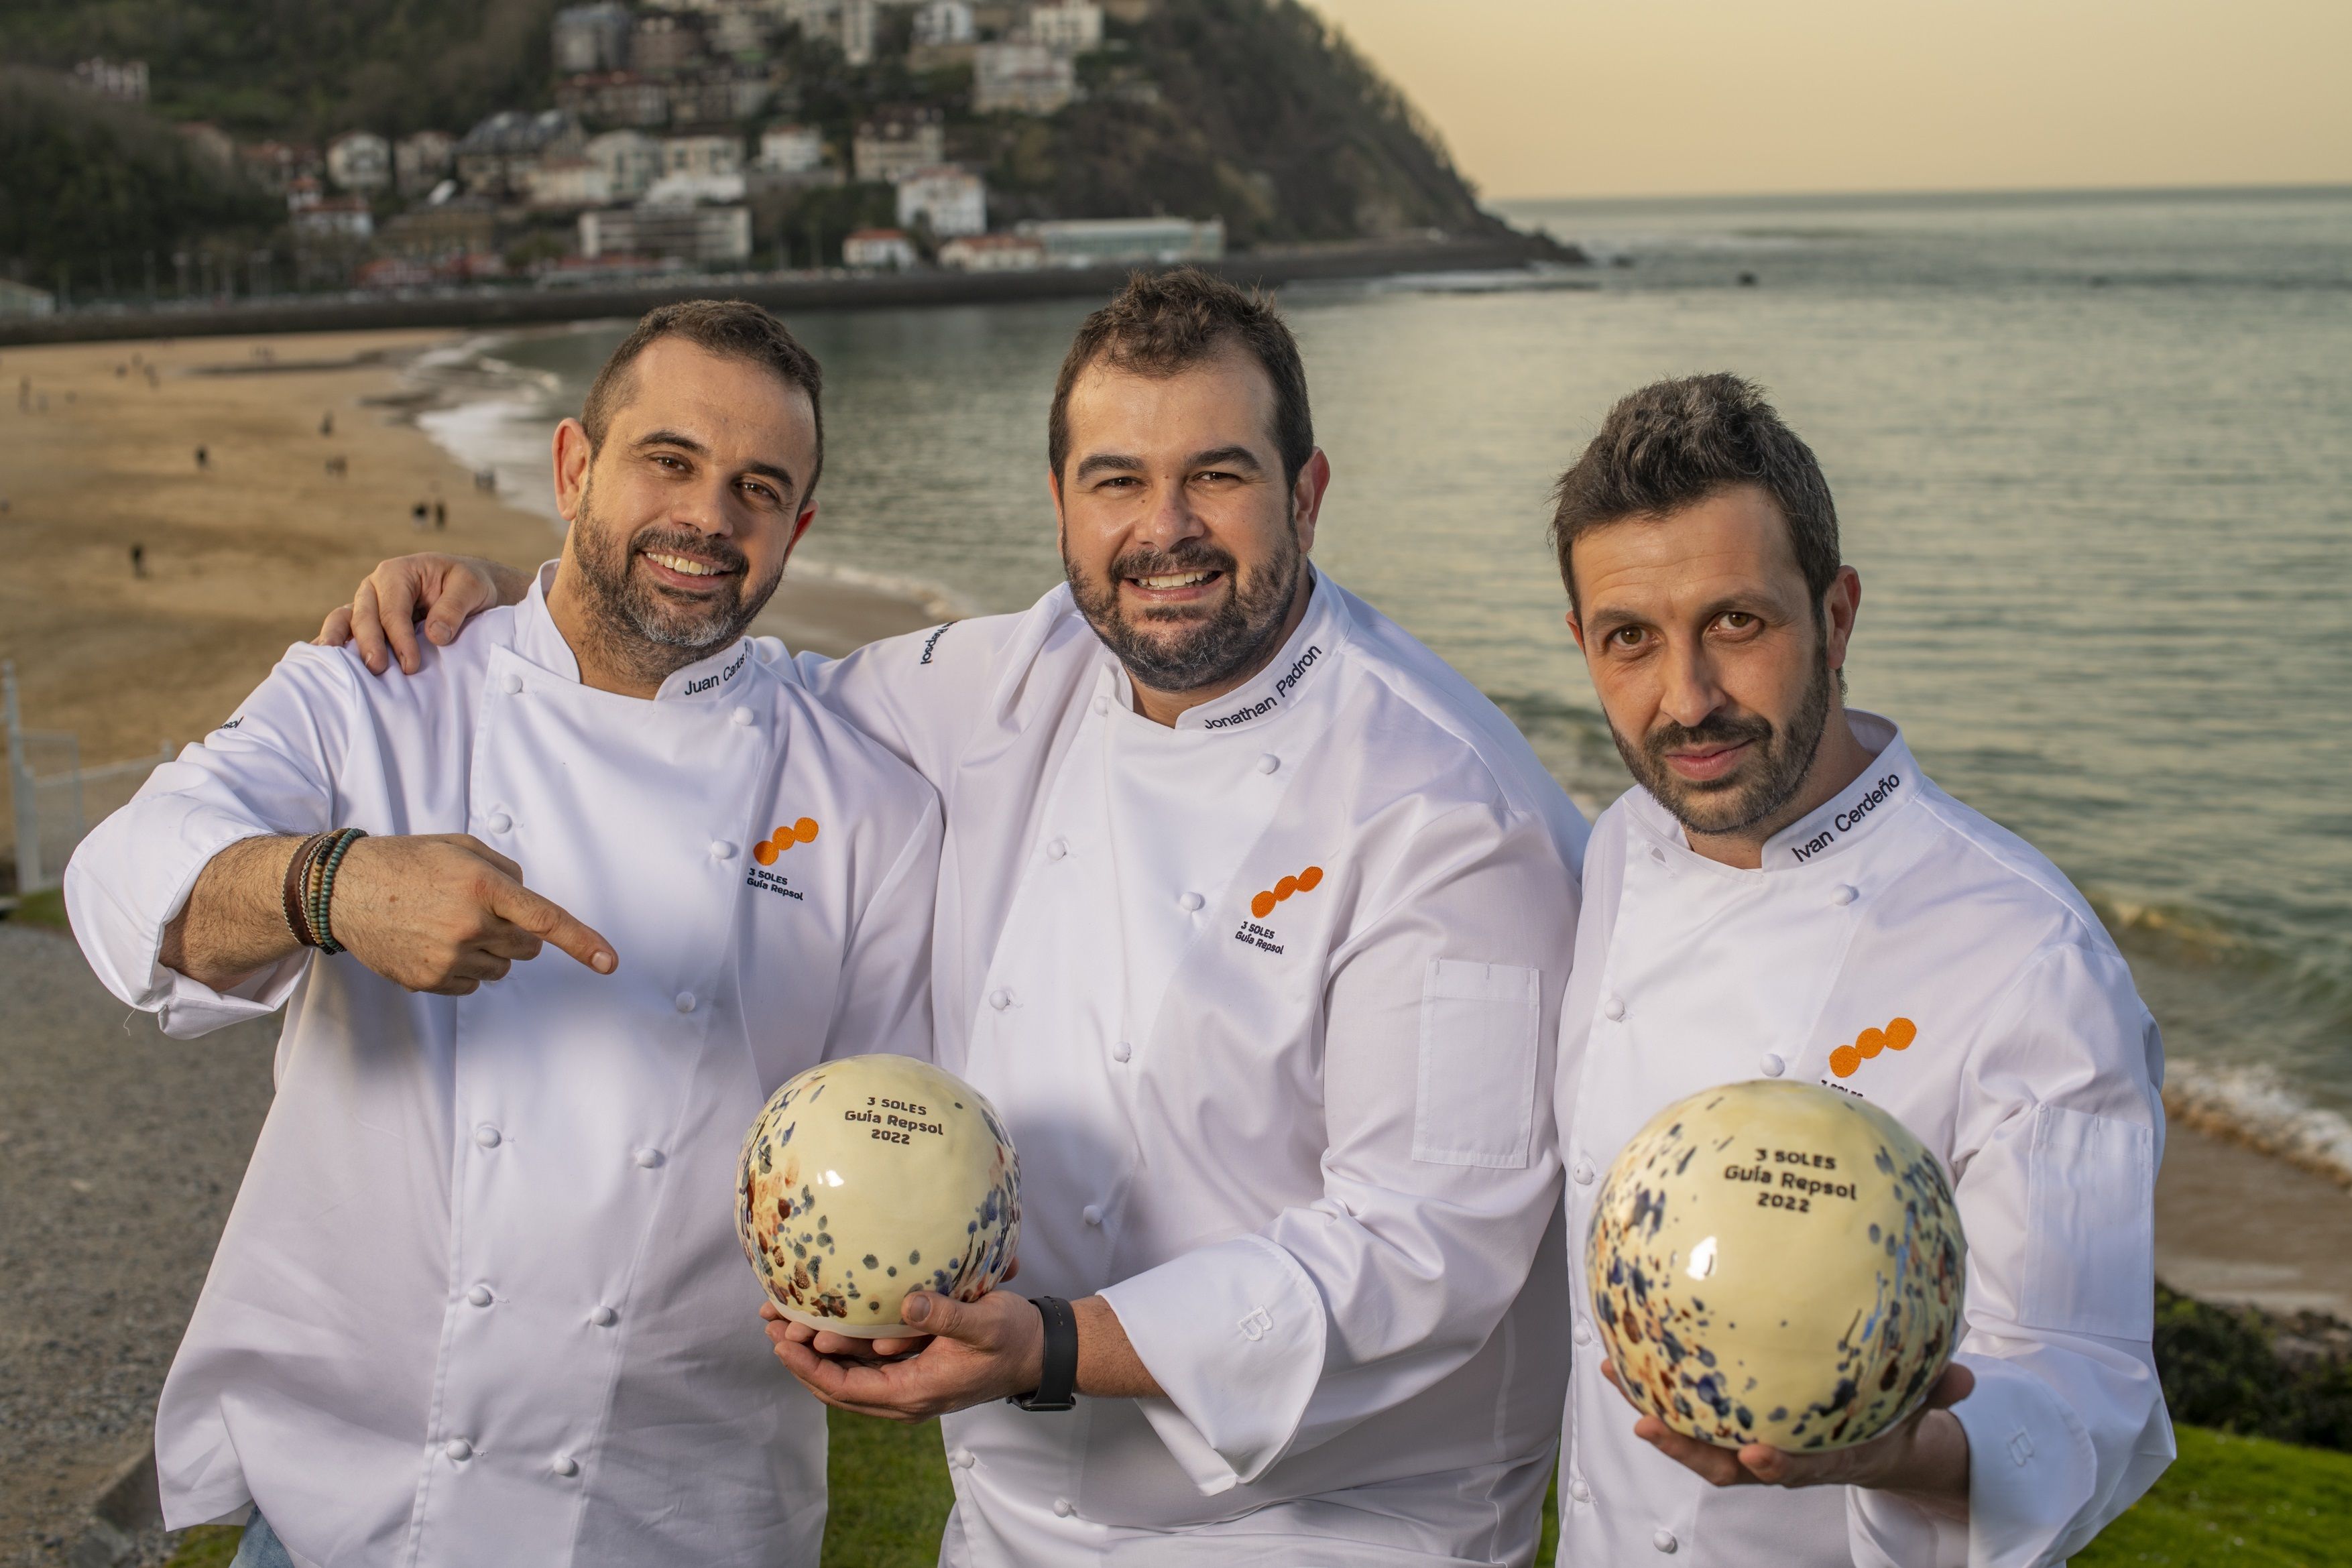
[{"x1": 1302, "y1": 0, "x2": 2352, "y2": 200}]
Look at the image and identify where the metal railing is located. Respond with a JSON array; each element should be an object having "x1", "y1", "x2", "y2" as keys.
[{"x1": 4, "y1": 660, "x2": 173, "y2": 894}]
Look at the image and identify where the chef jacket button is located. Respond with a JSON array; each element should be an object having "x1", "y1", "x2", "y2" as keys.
[
  {"x1": 486, "y1": 810, "x2": 513, "y2": 834},
  {"x1": 591, "y1": 1305, "x2": 618, "y2": 1327},
  {"x1": 1653, "y1": 1527, "x2": 1678, "y2": 1553},
  {"x1": 1178, "y1": 891, "x2": 1204, "y2": 912},
  {"x1": 1572, "y1": 1319, "x2": 1592, "y2": 1346},
  {"x1": 711, "y1": 840, "x2": 737, "y2": 860},
  {"x1": 1568, "y1": 1477, "x2": 1592, "y2": 1504},
  {"x1": 730, "y1": 706, "x2": 754, "y2": 727},
  {"x1": 1053, "y1": 1498, "x2": 1075, "y2": 1518},
  {"x1": 989, "y1": 988, "x2": 1012, "y2": 1012},
  {"x1": 951, "y1": 1447, "x2": 976, "y2": 1469},
  {"x1": 1111, "y1": 1040, "x2": 1132, "y2": 1063},
  {"x1": 499, "y1": 672, "x2": 522, "y2": 695},
  {"x1": 634, "y1": 1147, "x2": 664, "y2": 1169},
  {"x1": 1082, "y1": 1205, "x2": 1103, "y2": 1226},
  {"x1": 1760, "y1": 1052, "x2": 1786, "y2": 1077},
  {"x1": 1572, "y1": 1158, "x2": 1595, "y2": 1185},
  {"x1": 444, "y1": 1438, "x2": 473, "y2": 1461},
  {"x1": 466, "y1": 1284, "x2": 493, "y2": 1308},
  {"x1": 552, "y1": 1455, "x2": 579, "y2": 1478},
  {"x1": 1092, "y1": 695, "x2": 1110, "y2": 716},
  {"x1": 675, "y1": 991, "x2": 697, "y2": 1014},
  {"x1": 1603, "y1": 996, "x2": 1627, "y2": 1022},
  {"x1": 1256, "y1": 753, "x2": 1279, "y2": 775},
  {"x1": 1046, "y1": 838, "x2": 1068, "y2": 861},
  {"x1": 473, "y1": 1124, "x2": 502, "y2": 1149},
  {"x1": 1833, "y1": 884, "x2": 1859, "y2": 906}
]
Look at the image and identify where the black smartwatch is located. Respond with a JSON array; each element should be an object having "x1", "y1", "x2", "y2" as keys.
[{"x1": 1009, "y1": 1295, "x2": 1079, "y2": 1412}]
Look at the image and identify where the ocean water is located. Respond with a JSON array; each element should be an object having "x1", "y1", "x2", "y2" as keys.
[{"x1": 414, "y1": 185, "x2": 2352, "y2": 1172}]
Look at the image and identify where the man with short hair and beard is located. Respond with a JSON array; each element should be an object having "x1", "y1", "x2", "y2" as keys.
[
  {"x1": 66, "y1": 301, "x2": 943, "y2": 1568},
  {"x1": 323, "y1": 269, "x2": 1590, "y2": 1567},
  {"x1": 1546, "y1": 373, "x2": 2171, "y2": 1565}
]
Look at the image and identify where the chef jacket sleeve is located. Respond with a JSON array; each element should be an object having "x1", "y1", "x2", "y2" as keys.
[
  {"x1": 1100, "y1": 798, "x2": 1577, "y2": 1490},
  {"x1": 1850, "y1": 939, "x2": 2175, "y2": 1568},
  {"x1": 64, "y1": 644, "x2": 355, "y2": 1038},
  {"x1": 788, "y1": 632, "x2": 970, "y2": 788},
  {"x1": 822, "y1": 790, "x2": 942, "y2": 1063}
]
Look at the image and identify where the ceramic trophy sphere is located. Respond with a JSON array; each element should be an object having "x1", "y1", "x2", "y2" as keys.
[
  {"x1": 1585, "y1": 1079, "x2": 1965, "y2": 1451},
  {"x1": 737, "y1": 1055, "x2": 1020, "y2": 1338}
]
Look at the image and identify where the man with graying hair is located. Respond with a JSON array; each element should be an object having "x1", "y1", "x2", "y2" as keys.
[
  {"x1": 324, "y1": 269, "x2": 1591, "y2": 1567},
  {"x1": 67, "y1": 300, "x2": 943, "y2": 1568},
  {"x1": 1546, "y1": 373, "x2": 2171, "y2": 1565}
]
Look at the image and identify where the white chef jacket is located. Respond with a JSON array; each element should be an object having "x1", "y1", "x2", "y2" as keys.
[
  {"x1": 785, "y1": 574, "x2": 1590, "y2": 1566},
  {"x1": 65, "y1": 568, "x2": 941, "y2": 1568},
  {"x1": 1554, "y1": 712, "x2": 2174, "y2": 1568}
]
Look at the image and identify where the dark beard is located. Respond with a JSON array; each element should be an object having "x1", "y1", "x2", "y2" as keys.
[
  {"x1": 569, "y1": 481, "x2": 780, "y2": 685},
  {"x1": 1065, "y1": 526, "x2": 1303, "y2": 695},
  {"x1": 1612, "y1": 641, "x2": 1834, "y2": 839}
]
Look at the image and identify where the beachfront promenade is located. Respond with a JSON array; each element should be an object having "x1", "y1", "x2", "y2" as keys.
[{"x1": 0, "y1": 234, "x2": 1576, "y2": 350}]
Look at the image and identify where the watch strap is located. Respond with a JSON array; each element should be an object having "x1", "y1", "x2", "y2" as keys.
[{"x1": 1010, "y1": 1295, "x2": 1078, "y2": 1411}]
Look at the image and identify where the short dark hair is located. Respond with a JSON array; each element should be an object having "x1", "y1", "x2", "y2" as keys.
[
  {"x1": 582, "y1": 299, "x2": 827, "y2": 497},
  {"x1": 1549, "y1": 373, "x2": 1840, "y2": 615},
  {"x1": 1048, "y1": 268, "x2": 1313, "y2": 490}
]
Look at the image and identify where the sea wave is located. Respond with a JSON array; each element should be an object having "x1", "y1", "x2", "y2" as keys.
[{"x1": 2166, "y1": 1060, "x2": 2352, "y2": 1189}]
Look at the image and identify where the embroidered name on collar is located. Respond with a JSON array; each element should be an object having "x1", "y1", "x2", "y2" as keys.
[
  {"x1": 1199, "y1": 644, "x2": 1321, "y2": 731},
  {"x1": 1787, "y1": 770, "x2": 1904, "y2": 864}
]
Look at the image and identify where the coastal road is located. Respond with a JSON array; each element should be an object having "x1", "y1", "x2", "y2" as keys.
[{"x1": 0, "y1": 922, "x2": 274, "y2": 1567}]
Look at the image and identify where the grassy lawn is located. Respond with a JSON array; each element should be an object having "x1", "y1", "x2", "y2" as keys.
[{"x1": 158, "y1": 1419, "x2": 2352, "y2": 1566}]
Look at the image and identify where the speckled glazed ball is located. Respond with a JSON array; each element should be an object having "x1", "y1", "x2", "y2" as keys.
[
  {"x1": 1586, "y1": 1080, "x2": 1965, "y2": 1451},
  {"x1": 738, "y1": 1055, "x2": 1020, "y2": 1338}
]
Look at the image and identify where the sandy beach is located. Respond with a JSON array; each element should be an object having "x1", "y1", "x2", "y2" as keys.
[
  {"x1": 0, "y1": 328, "x2": 939, "y2": 855},
  {"x1": 2, "y1": 324, "x2": 2348, "y2": 1559}
]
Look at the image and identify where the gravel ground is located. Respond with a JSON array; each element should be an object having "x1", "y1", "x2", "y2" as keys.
[{"x1": 0, "y1": 921, "x2": 276, "y2": 1567}]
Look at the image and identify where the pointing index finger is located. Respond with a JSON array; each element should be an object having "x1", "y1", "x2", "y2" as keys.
[{"x1": 487, "y1": 878, "x2": 617, "y2": 975}]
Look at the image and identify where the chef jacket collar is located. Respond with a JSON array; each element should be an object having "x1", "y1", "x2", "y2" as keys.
[
  {"x1": 1124, "y1": 568, "x2": 1344, "y2": 734},
  {"x1": 510, "y1": 560, "x2": 760, "y2": 704},
  {"x1": 1626, "y1": 710, "x2": 1921, "y2": 872}
]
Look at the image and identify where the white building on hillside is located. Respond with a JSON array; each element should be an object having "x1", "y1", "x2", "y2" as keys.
[
  {"x1": 326, "y1": 131, "x2": 392, "y2": 192},
  {"x1": 853, "y1": 107, "x2": 944, "y2": 181},
  {"x1": 974, "y1": 41, "x2": 1075, "y2": 113},
  {"x1": 894, "y1": 165, "x2": 986, "y2": 237},
  {"x1": 842, "y1": 229, "x2": 918, "y2": 270},
  {"x1": 552, "y1": 3, "x2": 634, "y2": 72},
  {"x1": 1025, "y1": 0, "x2": 1102, "y2": 52},
  {"x1": 528, "y1": 157, "x2": 613, "y2": 209},
  {"x1": 587, "y1": 129, "x2": 662, "y2": 200},
  {"x1": 394, "y1": 131, "x2": 456, "y2": 196},
  {"x1": 759, "y1": 123, "x2": 827, "y2": 174},
  {"x1": 662, "y1": 133, "x2": 745, "y2": 179},
  {"x1": 913, "y1": 0, "x2": 976, "y2": 46}
]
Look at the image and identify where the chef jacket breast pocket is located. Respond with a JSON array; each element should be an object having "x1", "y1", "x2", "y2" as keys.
[{"x1": 1413, "y1": 959, "x2": 1541, "y2": 1168}]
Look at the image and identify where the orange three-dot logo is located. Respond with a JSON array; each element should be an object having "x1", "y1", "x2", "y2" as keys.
[
  {"x1": 752, "y1": 817, "x2": 820, "y2": 866},
  {"x1": 1250, "y1": 865, "x2": 1324, "y2": 920},
  {"x1": 1828, "y1": 1016, "x2": 1917, "y2": 1078}
]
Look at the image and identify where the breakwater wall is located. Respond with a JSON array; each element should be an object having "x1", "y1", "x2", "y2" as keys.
[{"x1": 0, "y1": 233, "x2": 1579, "y2": 349}]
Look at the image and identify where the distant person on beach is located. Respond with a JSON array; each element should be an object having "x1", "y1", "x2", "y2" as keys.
[
  {"x1": 66, "y1": 301, "x2": 941, "y2": 1568},
  {"x1": 1541, "y1": 374, "x2": 2170, "y2": 1565},
  {"x1": 194, "y1": 444, "x2": 207, "y2": 469},
  {"x1": 319, "y1": 411, "x2": 333, "y2": 436},
  {"x1": 130, "y1": 542, "x2": 144, "y2": 578},
  {"x1": 434, "y1": 498, "x2": 448, "y2": 529},
  {"x1": 323, "y1": 272, "x2": 1591, "y2": 1567}
]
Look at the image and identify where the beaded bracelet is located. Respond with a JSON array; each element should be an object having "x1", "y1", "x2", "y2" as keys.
[
  {"x1": 280, "y1": 831, "x2": 334, "y2": 948},
  {"x1": 308, "y1": 828, "x2": 367, "y2": 956}
]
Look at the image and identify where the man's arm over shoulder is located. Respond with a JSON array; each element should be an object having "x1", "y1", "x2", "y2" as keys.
[
  {"x1": 1100, "y1": 792, "x2": 1580, "y2": 1489},
  {"x1": 786, "y1": 615, "x2": 1005, "y2": 788},
  {"x1": 65, "y1": 644, "x2": 361, "y2": 1035},
  {"x1": 1858, "y1": 933, "x2": 2173, "y2": 1566}
]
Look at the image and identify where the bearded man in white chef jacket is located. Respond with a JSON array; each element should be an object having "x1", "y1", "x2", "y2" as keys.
[
  {"x1": 1545, "y1": 373, "x2": 2172, "y2": 1566},
  {"x1": 318, "y1": 269, "x2": 1590, "y2": 1566},
  {"x1": 65, "y1": 302, "x2": 943, "y2": 1568}
]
